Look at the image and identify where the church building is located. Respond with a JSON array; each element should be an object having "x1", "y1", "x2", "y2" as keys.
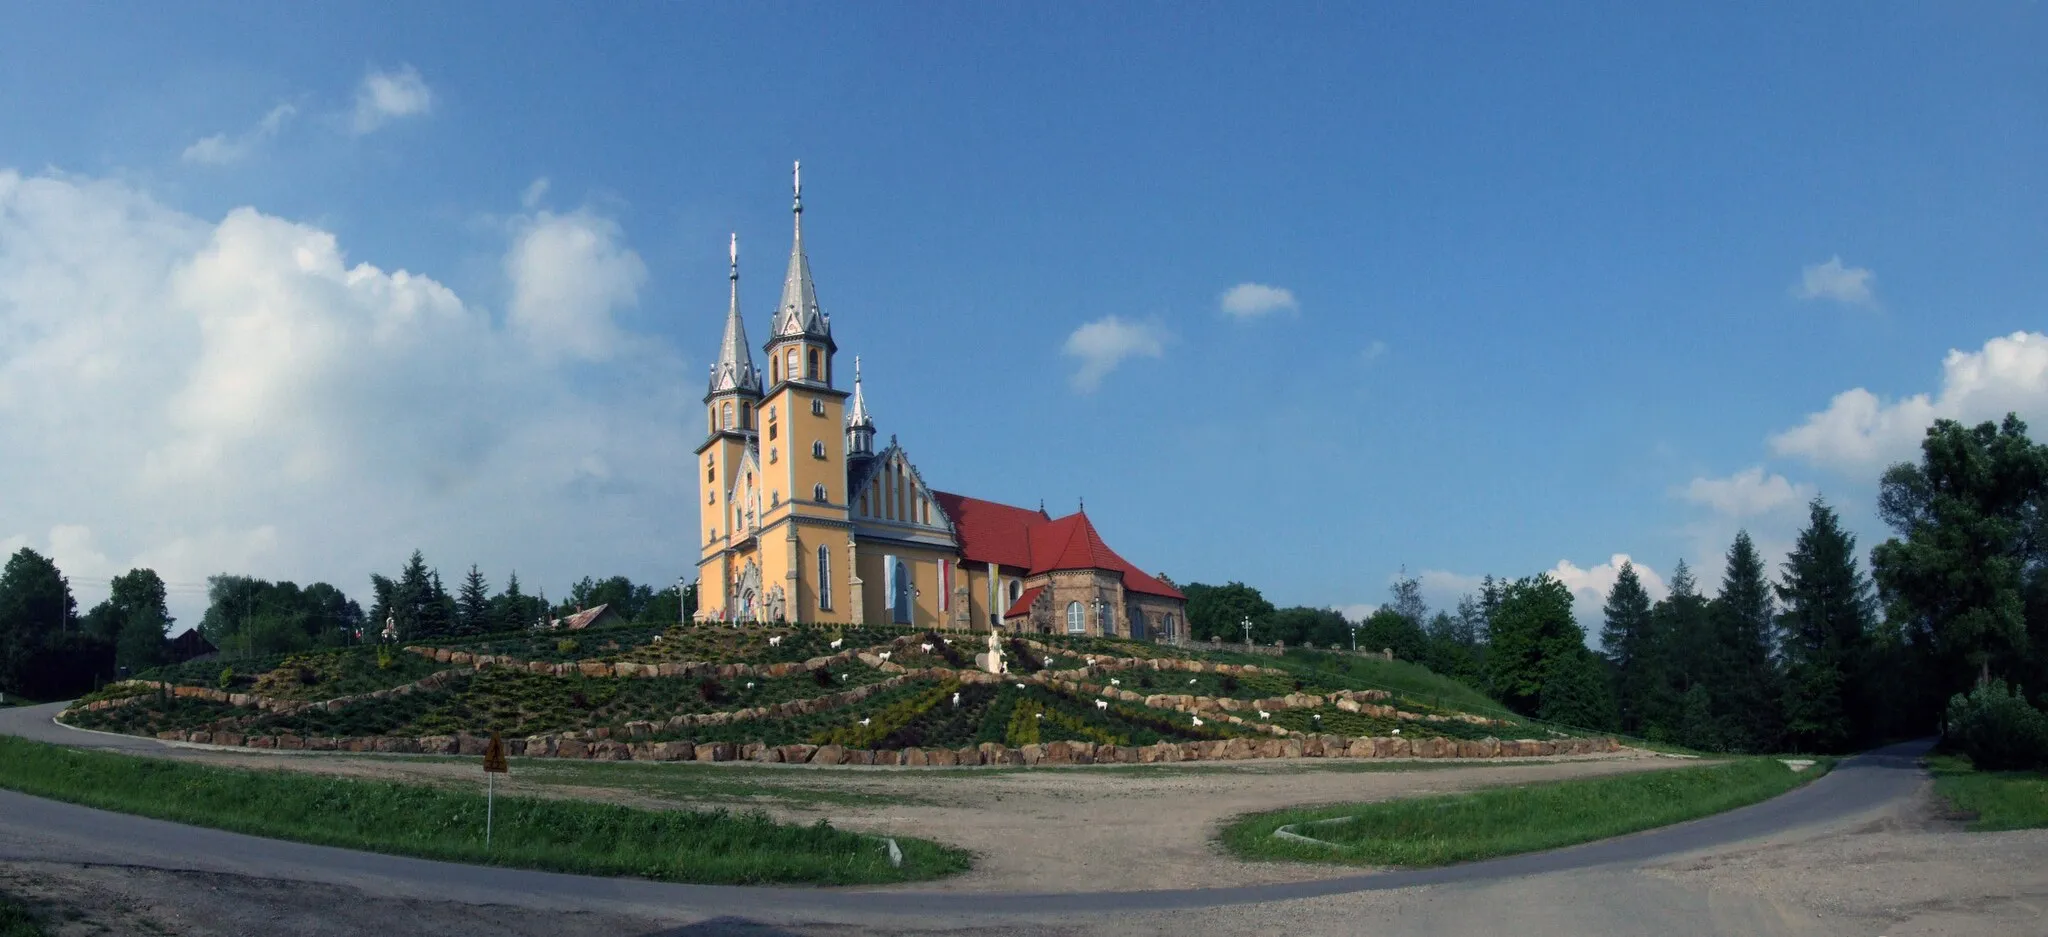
[{"x1": 694, "y1": 164, "x2": 1186, "y2": 641}]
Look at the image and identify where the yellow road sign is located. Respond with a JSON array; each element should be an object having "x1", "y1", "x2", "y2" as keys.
[{"x1": 483, "y1": 731, "x2": 509, "y2": 773}]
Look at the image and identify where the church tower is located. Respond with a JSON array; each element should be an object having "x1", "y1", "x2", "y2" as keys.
[
  {"x1": 696, "y1": 234, "x2": 763, "y2": 620},
  {"x1": 758, "y1": 161, "x2": 854, "y2": 622}
]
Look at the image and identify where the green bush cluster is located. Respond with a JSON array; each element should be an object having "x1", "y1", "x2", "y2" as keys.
[
  {"x1": 1945, "y1": 680, "x2": 2048, "y2": 771},
  {"x1": 813, "y1": 680, "x2": 960, "y2": 749}
]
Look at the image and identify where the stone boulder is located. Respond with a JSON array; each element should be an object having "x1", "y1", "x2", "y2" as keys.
[
  {"x1": 556, "y1": 738, "x2": 589, "y2": 759},
  {"x1": 779, "y1": 744, "x2": 815, "y2": 764},
  {"x1": 811, "y1": 743, "x2": 847, "y2": 765}
]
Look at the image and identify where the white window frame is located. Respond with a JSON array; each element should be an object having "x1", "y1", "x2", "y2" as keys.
[{"x1": 1066, "y1": 601, "x2": 1085, "y2": 634}]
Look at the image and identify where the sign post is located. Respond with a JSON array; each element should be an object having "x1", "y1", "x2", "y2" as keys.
[{"x1": 482, "y1": 731, "x2": 508, "y2": 847}]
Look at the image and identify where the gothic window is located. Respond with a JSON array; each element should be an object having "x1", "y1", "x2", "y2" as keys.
[
  {"x1": 1008, "y1": 580, "x2": 1022, "y2": 603},
  {"x1": 813, "y1": 483, "x2": 827, "y2": 502},
  {"x1": 741, "y1": 403, "x2": 753, "y2": 428},
  {"x1": 722, "y1": 402, "x2": 733, "y2": 429},
  {"x1": 768, "y1": 447, "x2": 777, "y2": 464},
  {"x1": 1066, "y1": 601, "x2": 1085, "y2": 634},
  {"x1": 785, "y1": 348, "x2": 799, "y2": 380},
  {"x1": 1163, "y1": 613, "x2": 1178, "y2": 640},
  {"x1": 811, "y1": 398, "x2": 825, "y2": 416},
  {"x1": 812, "y1": 441, "x2": 825, "y2": 459},
  {"x1": 771, "y1": 491, "x2": 780, "y2": 507},
  {"x1": 806, "y1": 348, "x2": 820, "y2": 381},
  {"x1": 706, "y1": 463, "x2": 715, "y2": 482},
  {"x1": 706, "y1": 490, "x2": 714, "y2": 504},
  {"x1": 817, "y1": 546, "x2": 832, "y2": 611},
  {"x1": 768, "y1": 421, "x2": 778, "y2": 441}
]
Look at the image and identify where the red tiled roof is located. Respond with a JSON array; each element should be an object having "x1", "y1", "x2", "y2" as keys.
[
  {"x1": 1002, "y1": 585, "x2": 1044, "y2": 619},
  {"x1": 932, "y1": 491, "x2": 1041, "y2": 570},
  {"x1": 933, "y1": 490, "x2": 1183, "y2": 601}
]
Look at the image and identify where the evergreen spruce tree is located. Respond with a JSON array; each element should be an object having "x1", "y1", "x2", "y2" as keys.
[
  {"x1": 1599, "y1": 561, "x2": 1657, "y2": 735},
  {"x1": 496, "y1": 571, "x2": 527, "y2": 633},
  {"x1": 1710, "y1": 531, "x2": 1784, "y2": 753},
  {"x1": 457, "y1": 565, "x2": 491, "y2": 637},
  {"x1": 392, "y1": 551, "x2": 433, "y2": 641},
  {"x1": 1644, "y1": 560, "x2": 1708, "y2": 741},
  {"x1": 1777, "y1": 498, "x2": 1876, "y2": 752},
  {"x1": 1677, "y1": 682, "x2": 1719, "y2": 751}
]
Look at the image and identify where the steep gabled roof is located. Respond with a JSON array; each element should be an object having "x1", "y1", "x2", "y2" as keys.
[{"x1": 933, "y1": 492, "x2": 1184, "y2": 600}]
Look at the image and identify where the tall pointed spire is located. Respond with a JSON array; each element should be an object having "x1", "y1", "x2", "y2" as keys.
[
  {"x1": 846, "y1": 355, "x2": 876, "y2": 458},
  {"x1": 771, "y1": 160, "x2": 831, "y2": 345},
  {"x1": 708, "y1": 232, "x2": 761, "y2": 397}
]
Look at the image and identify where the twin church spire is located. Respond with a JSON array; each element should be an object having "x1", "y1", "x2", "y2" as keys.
[{"x1": 706, "y1": 161, "x2": 836, "y2": 402}]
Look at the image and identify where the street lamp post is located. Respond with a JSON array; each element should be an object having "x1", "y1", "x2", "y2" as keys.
[
  {"x1": 1241, "y1": 615, "x2": 1253, "y2": 650},
  {"x1": 675, "y1": 577, "x2": 687, "y2": 626}
]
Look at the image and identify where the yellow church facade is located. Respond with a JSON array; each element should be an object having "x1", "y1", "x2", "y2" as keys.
[{"x1": 694, "y1": 165, "x2": 1187, "y2": 640}]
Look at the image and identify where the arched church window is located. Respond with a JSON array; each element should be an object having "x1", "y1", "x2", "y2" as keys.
[
  {"x1": 722, "y1": 402, "x2": 733, "y2": 429},
  {"x1": 807, "y1": 348, "x2": 820, "y2": 381},
  {"x1": 812, "y1": 441, "x2": 825, "y2": 459},
  {"x1": 786, "y1": 348, "x2": 799, "y2": 380},
  {"x1": 741, "y1": 403, "x2": 753, "y2": 428},
  {"x1": 811, "y1": 398, "x2": 825, "y2": 416},
  {"x1": 1009, "y1": 580, "x2": 1022, "y2": 603},
  {"x1": 813, "y1": 483, "x2": 827, "y2": 502},
  {"x1": 1066, "y1": 601, "x2": 1084, "y2": 634}
]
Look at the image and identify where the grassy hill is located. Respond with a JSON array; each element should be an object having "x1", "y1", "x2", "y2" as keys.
[{"x1": 63, "y1": 622, "x2": 1599, "y2": 762}]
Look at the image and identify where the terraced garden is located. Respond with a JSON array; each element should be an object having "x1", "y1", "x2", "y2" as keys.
[{"x1": 59, "y1": 623, "x2": 1620, "y2": 766}]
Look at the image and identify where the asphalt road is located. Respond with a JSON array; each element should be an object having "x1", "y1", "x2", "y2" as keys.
[{"x1": 0, "y1": 701, "x2": 1936, "y2": 930}]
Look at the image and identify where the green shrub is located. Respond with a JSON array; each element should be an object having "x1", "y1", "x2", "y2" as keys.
[
  {"x1": 1945, "y1": 680, "x2": 2048, "y2": 771},
  {"x1": 376, "y1": 645, "x2": 396, "y2": 671},
  {"x1": 556, "y1": 638, "x2": 579, "y2": 655},
  {"x1": 216, "y1": 667, "x2": 235, "y2": 690}
]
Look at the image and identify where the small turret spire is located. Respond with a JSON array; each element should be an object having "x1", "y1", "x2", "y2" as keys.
[
  {"x1": 845, "y1": 355, "x2": 876, "y2": 458},
  {"x1": 708, "y1": 232, "x2": 761, "y2": 399}
]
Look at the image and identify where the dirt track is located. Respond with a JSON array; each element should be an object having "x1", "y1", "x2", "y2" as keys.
[{"x1": 122, "y1": 744, "x2": 1688, "y2": 892}]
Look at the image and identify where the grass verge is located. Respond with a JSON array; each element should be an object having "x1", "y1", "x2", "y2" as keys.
[
  {"x1": 1927, "y1": 754, "x2": 2048, "y2": 830},
  {"x1": 0, "y1": 892, "x2": 46, "y2": 937},
  {"x1": 0, "y1": 735, "x2": 969, "y2": 885},
  {"x1": 1219, "y1": 756, "x2": 1831, "y2": 868}
]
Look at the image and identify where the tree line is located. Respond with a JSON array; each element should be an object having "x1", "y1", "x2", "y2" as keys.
[
  {"x1": 1183, "y1": 414, "x2": 2048, "y2": 756},
  {"x1": 0, "y1": 547, "x2": 701, "y2": 700}
]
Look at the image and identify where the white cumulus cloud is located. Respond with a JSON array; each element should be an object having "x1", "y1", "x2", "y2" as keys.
[
  {"x1": 504, "y1": 208, "x2": 647, "y2": 363},
  {"x1": 182, "y1": 103, "x2": 296, "y2": 166},
  {"x1": 1792, "y1": 256, "x2": 1875, "y2": 306},
  {"x1": 1549, "y1": 555, "x2": 1670, "y2": 628},
  {"x1": 1678, "y1": 467, "x2": 1813, "y2": 517},
  {"x1": 1770, "y1": 331, "x2": 2048, "y2": 473},
  {"x1": 351, "y1": 65, "x2": 433, "y2": 134},
  {"x1": 1219, "y1": 282, "x2": 1298, "y2": 319},
  {"x1": 1062, "y1": 315, "x2": 1166, "y2": 392},
  {"x1": 0, "y1": 168, "x2": 692, "y2": 629}
]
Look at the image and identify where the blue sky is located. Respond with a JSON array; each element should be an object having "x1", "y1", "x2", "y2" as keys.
[{"x1": 2, "y1": 5, "x2": 2043, "y2": 631}]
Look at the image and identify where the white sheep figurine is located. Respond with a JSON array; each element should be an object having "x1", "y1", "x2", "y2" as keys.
[
  {"x1": 1192, "y1": 716, "x2": 1204, "y2": 727},
  {"x1": 768, "y1": 635, "x2": 783, "y2": 647},
  {"x1": 1016, "y1": 683, "x2": 1026, "y2": 690},
  {"x1": 860, "y1": 717, "x2": 871, "y2": 726},
  {"x1": 1188, "y1": 678, "x2": 1197, "y2": 685},
  {"x1": 1110, "y1": 678, "x2": 1120, "y2": 686},
  {"x1": 1095, "y1": 700, "x2": 1108, "y2": 710},
  {"x1": 920, "y1": 643, "x2": 933, "y2": 652},
  {"x1": 745, "y1": 681, "x2": 755, "y2": 690},
  {"x1": 878, "y1": 651, "x2": 892, "y2": 662},
  {"x1": 1257, "y1": 710, "x2": 1271, "y2": 720},
  {"x1": 829, "y1": 638, "x2": 843, "y2": 650},
  {"x1": 951, "y1": 691, "x2": 961, "y2": 707}
]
